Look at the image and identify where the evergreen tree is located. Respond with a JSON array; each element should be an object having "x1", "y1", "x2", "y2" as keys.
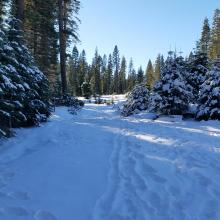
[
  {"x1": 187, "y1": 51, "x2": 194, "y2": 63},
  {"x1": 186, "y1": 50, "x2": 209, "y2": 101},
  {"x1": 146, "y1": 59, "x2": 154, "y2": 89},
  {"x1": 90, "y1": 49, "x2": 102, "y2": 95},
  {"x1": 137, "y1": 66, "x2": 144, "y2": 84},
  {"x1": 154, "y1": 54, "x2": 162, "y2": 82},
  {"x1": 127, "y1": 58, "x2": 136, "y2": 91},
  {"x1": 81, "y1": 82, "x2": 91, "y2": 99},
  {"x1": 68, "y1": 45, "x2": 79, "y2": 95},
  {"x1": 196, "y1": 59, "x2": 220, "y2": 120},
  {"x1": 121, "y1": 84, "x2": 150, "y2": 117},
  {"x1": 119, "y1": 56, "x2": 126, "y2": 93},
  {"x1": 160, "y1": 55, "x2": 165, "y2": 73},
  {"x1": 112, "y1": 45, "x2": 120, "y2": 93},
  {"x1": 107, "y1": 54, "x2": 113, "y2": 94},
  {"x1": 78, "y1": 50, "x2": 87, "y2": 95},
  {"x1": 199, "y1": 18, "x2": 211, "y2": 54},
  {"x1": 101, "y1": 54, "x2": 107, "y2": 94},
  {"x1": 149, "y1": 53, "x2": 190, "y2": 115},
  {"x1": 22, "y1": 0, "x2": 59, "y2": 86},
  {"x1": 209, "y1": 9, "x2": 220, "y2": 60},
  {"x1": 0, "y1": 18, "x2": 50, "y2": 137}
]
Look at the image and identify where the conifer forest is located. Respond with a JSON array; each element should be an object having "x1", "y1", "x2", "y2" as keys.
[{"x1": 0, "y1": 1, "x2": 220, "y2": 220}]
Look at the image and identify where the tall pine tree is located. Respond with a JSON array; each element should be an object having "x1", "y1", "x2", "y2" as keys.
[
  {"x1": 209, "y1": 9, "x2": 220, "y2": 60},
  {"x1": 199, "y1": 17, "x2": 211, "y2": 54},
  {"x1": 112, "y1": 45, "x2": 120, "y2": 93},
  {"x1": 146, "y1": 59, "x2": 154, "y2": 89}
]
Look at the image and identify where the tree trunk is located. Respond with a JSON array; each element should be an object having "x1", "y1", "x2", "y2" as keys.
[{"x1": 58, "y1": 0, "x2": 67, "y2": 95}]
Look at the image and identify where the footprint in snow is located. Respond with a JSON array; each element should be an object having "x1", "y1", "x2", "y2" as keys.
[
  {"x1": 34, "y1": 210, "x2": 58, "y2": 220},
  {"x1": 2, "y1": 206, "x2": 29, "y2": 216}
]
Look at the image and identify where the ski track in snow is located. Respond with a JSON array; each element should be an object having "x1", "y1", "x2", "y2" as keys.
[{"x1": 0, "y1": 100, "x2": 220, "y2": 220}]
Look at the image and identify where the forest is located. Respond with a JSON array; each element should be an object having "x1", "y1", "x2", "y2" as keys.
[
  {"x1": 1, "y1": 1, "x2": 220, "y2": 220},
  {"x1": 1, "y1": 1, "x2": 220, "y2": 138}
]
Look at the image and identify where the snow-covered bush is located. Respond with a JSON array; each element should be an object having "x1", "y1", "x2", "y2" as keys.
[
  {"x1": 149, "y1": 55, "x2": 191, "y2": 115},
  {"x1": 0, "y1": 18, "x2": 51, "y2": 137},
  {"x1": 53, "y1": 95, "x2": 84, "y2": 115},
  {"x1": 196, "y1": 59, "x2": 220, "y2": 120},
  {"x1": 121, "y1": 84, "x2": 150, "y2": 116}
]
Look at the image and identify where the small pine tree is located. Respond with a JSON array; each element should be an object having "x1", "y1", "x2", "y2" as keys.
[
  {"x1": 149, "y1": 53, "x2": 190, "y2": 115},
  {"x1": 121, "y1": 84, "x2": 150, "y2": 117},
  {"x1": 196, "y1": 59, "x2": 220, "y2": 120}
]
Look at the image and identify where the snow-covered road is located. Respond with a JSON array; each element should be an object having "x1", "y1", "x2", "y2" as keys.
[{"x1": 0, "y1": 103, "x2": 220, "y2": 220}]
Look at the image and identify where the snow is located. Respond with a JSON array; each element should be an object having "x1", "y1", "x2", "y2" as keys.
[{"x1": 0, "y1": 97, "x2": 220, "y2": 220}]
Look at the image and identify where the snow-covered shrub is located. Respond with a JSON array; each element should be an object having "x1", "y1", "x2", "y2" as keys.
[
  {"x1": 53, "y1": 95, "x2": 84, "y2": 115},
  {"x1": 149, "y1": 55, "x2": 191, "y2": 115},
  {"x1": 121, "y1": 84, "x2": 150, "y2": 116},
  {"x1": 196, "y1": 59, "x2": 220, "y2": 120}
]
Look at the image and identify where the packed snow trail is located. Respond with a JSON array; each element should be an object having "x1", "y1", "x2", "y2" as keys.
[{"x1": 0, "y1": 103, "x2": 220, "y2": 220}]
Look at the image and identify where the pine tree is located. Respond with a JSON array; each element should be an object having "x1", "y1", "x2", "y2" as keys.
[
  {"x1": 90, "y1": 49, "x2": 102, "y2": 95},
  {"x1": 112, "y1": 45, "x2": 120, "y2": 93},
  {"x1": 127, "y1": 58, "x2": 136, "y2": 91},
  {"x1": 107, "y1": 54, "x2": 113, "y2": 94},
  {"x1": 209, "y1": 9, "x2": 220, "y2": 60},
  {"x1": 22, "y1": 0, "x2": 59, "y2": 86},
  {"x1": 186, "y1": 50, "x2": 209, "y2": 101},
  {"x1": 196, "y1": 59, "x2": 220, "y2": 120},
  {"x1": 78, "y1": 50, "x2": 87, "y2": 95},
  {"x1": 68, "y1": 45, "x2": 79, "y2": 95},
  {"x1": 101, "y1": 54, "x2": 108, "y2": 94},
  {"x1": 146, "y1": 59, "x2": 154, "y2": 89},
  {"x1": 137, "y1": 66, "x2": 144, "y2": 84},
  {"x1": 58, "y1": 0, "x2": 80, "y2": 94},
  {"x1": 81, "y1": 82, "x2": 91, "y2": 99},
  {"x1": 154, "y1": 54, "x2": 162, "y2": 82},
  {"x1": 119, "y1": 56, "x2": 126, "y2": 93},
  {"x1": 187, "y1": 51, "x2": 194, "y2": 63},
  {"x1": 0, "y1": 18, "x2": 50, "y2": 137},
  {"x1": 149, "y1": 53, "x2": 190, "y2": 115},
  {"x1": 199, "y1": 18, "x2": 211, "y2": 54},
  {"x1": 121, "y1": 84, "x2": 150, "y2": 117}
]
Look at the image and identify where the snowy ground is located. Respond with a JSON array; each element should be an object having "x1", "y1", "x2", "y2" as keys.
[{"x1": 0, "y1": 97, "x2": 220, "y2": 220}]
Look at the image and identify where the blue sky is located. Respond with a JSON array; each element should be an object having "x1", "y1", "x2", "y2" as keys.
[{"x1": 77, "y1": 0, "x2": 219, "y2": 69}]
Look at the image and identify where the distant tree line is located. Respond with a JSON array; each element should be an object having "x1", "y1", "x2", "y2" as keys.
[
  {"x1": 64, "y1": 8, "x2": 220, "y2": 98},
  {"x1": 62, "y1": 45, "x2": 165, "y2": 97}
]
